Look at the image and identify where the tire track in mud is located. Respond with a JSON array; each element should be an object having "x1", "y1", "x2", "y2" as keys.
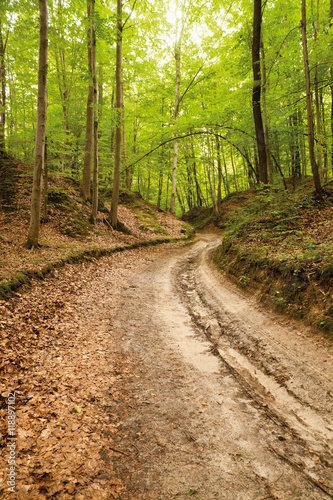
[{"x1": 173, "y1": 236, "x2": 333, "y2": 498}]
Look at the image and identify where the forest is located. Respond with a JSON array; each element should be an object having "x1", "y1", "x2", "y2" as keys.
[
  {"x1": 2, "y1": 1, "x2": 333, "y2": 498},
  {"x1": 1, "y1": 0, "x2": 333, "y2": 240}
]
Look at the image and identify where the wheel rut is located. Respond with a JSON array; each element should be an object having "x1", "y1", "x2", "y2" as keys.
[{"x1": 171, "y1": 235, "x2": 333, "y2": 498}]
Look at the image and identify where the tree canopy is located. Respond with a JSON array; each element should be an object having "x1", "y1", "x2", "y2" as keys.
[{"x1": 1, "y1": 0, "x2": 333, "y2": 224}]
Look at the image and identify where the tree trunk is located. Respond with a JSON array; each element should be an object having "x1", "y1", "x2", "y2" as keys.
[
  {"x1": 90, "y1": 0, "x2": 98, "y2": 224},
  {"x1": 110, "y1": 83, "x2": 115, "y2": 165},
  {"x1": 43, "y1": 136, "x2": 48, "y2": 221},
  {"x1": 331, "y1": 0, "x2": 333, "y2": 175},
  {"x1": 109, "y1": 0, "x2": 122, "y2": 228},
  {"x1": 121, "y1": 70, "x2": 130, "y2": 189},
  {"x1": 207, "y1": 135, "x2": 218, "y2": 213},
  {"x1": 81, "y1": 0, "x2": 94, "y2": 201},
  {"x1": 320, "y1": 88, "x2": 328, "y2": 180},
  {"x1": 260, "y1": 35, "x2": 274, "y2": 187},
  {"x1": 299, "y1": 109, "x2": 307, "y2": 177},
  {"x1": 146, "y1": 166, "x2": 150, "y2": 202},
  {"x1": 0, "y1": 17, "x2": 7, "y2": 154},
  {"x1": 54, "y1": 0, "x2": 70, "y2": 172},
  {"x1": 221, "y1": 142, "x2": 230, "y2": 194},
  {"x1": 301, "y1": 0, "x2": 322, "y2": 193},
  {"x1": 170, "y1": 45, "x2": 181, "y2": 215},
  {"x1": 26, "y1": 0, "x2": 48, "y2": 248},
  {"x1": 313, "y1": 6, "x2": 323, "y2": 182},
  {"x1": 191, "y1": 139, "x2": 203, "y2": 206},
  {"x1": 230, "y1": 146, "x2": 238, "y2": 193},
  {"x1": 252, "y1": 0, "x2": 267, "y2": 184},
  {"x1": 170, "y1": 2, "x2": 187, "y2": 215},
  {"x1": 215, "y1": 134, "x2": 223, "y2": 210}
]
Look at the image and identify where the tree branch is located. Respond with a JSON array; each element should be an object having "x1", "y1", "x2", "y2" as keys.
[
  {"x1": 127, "y1": 130, "x2": 255, "y2": 180},
  {"x1": 122, "y1": 0, "x2": 138, "y2": 30},
  {"x1": 177, "y1": 66, "x2": 203, "y2": 111}
]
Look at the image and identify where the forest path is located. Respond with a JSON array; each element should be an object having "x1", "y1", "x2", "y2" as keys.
[
  {"x1": 102, "y1": 234, "x2": 333, "y2": 499},
  {"x1": 2, "y1": 235, "x2": 333, "y2": 499}
]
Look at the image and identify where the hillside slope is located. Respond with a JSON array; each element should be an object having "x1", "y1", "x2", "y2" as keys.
[
  {"x1": 186, "y1": 181, "x2": 333, "y2": 336},
  {"x1": 0, "y1": 157, "x2": 192, "y2": 298}
]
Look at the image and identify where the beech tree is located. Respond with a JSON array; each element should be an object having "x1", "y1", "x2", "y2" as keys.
[
  {"x1": 2, "y1": 0, "x2": 333, "y2": 223},
  {"x1": 252, "y1": 0, "x2": 267, "y2": 185},
  {"x1": 26, "y1": 0, "x2": 48, "y2": 248},
  {"x1": 109, "y1": 0, "x2": 123, "y2": 228},
  {"x1": 81, "y1": 0, "x2": 94, "y2": 201},
  {"x1": 0, "y1": 6, "x2": 9, "y2": 155},
  {"x1": 301, "y1": 0, "x2": 322, "y2": 194}
]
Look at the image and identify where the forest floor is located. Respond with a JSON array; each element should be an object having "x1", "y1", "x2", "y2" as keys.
[
  {"x1": 0, "y1": 156, "x2": 190, "y2": 297},
  {"x1": 1, "y1": 160, "x2": 333, "y2": 499}
]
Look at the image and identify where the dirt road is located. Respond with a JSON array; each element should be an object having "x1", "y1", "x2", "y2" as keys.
[
  {"x1": 100, "y1": 235, "x2": 333, "y2": 499},
  {"x1": 2, "y1": 234, "x2": 333, "y2": 499}
]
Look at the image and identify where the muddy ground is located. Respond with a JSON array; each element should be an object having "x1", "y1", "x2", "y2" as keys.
[{"x1": 1, "y1": 235, "x2": 333, "y2": 499}]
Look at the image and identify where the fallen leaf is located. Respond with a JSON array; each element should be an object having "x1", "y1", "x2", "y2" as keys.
[{"x1": 70, "y1": 406, "x2": 82, "y2": 414}]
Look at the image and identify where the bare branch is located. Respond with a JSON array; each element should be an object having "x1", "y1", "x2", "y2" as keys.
[{"x1": 122, "y1": 0, "x2": 138, "y2": 30}]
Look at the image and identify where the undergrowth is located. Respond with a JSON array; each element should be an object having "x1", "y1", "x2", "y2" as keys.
[{"x1": 214, "y1": 182, "x2": 333, "y2": 335}]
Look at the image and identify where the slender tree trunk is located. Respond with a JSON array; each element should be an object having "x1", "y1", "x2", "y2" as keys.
[
  {"x1": 298, "y1": 109, "x2": 307, "y2": 177},
  {"x1": 230, "y1": 146, "x2": 238, "y2": 193},
  {"x1": 320, "y1": 88, "x2": 328, "y2": 180},
  {"x1": 191, "y1": 140, "x2": 203, "y2": 206},
  {"x1": 170, "y1": 2, "x2": 187, "y2": 215},
  {"x1": 146, "y1": 166, "x2": 150, "y2": 202},
  {"x1": 313, "y1": 5, "x2": 323, "y2": 182},
  {"x1": 26, "y1": 0, "x2": 48, "y2": 248},
  {"x1": 330, "y1": 71, "x2": 333, "y2": 174},
  {"x1": 54, "y1": 0, "x2": 70, "y2": 171},
  {"x1": 43, "y1": 136, "x2": 48, "y2": 221},
  {"x1": 176, "y1": 186, "x2": 185, "y2": 215},
  {"x1": 215, "y1": 134, "x2": 223, "y2": 209},
  {"x1": 260, "y1": 35, "x2": 274, "y2": 187},
  {"x1": 157, "y1": 167, "x2": 163, "y2": 209},
  {"x1": 252, "y1": 0, "x2": 267, "y2": 184},
  {"x1": 207, "y1": 135, "x2": 218, "y2": 213},
  {"x1": 0, "y1": 18, "x2": 7, "y2": 154},
  {"x1": 331, "y1": 0, "x2": 333, "y2": 175},
  {"x1": 120, "y1": 67, "x2": 130, "y2": 189},
  {"x1": 221, "y1": 142, "x2": 230, "y2": 194},
  {"x1": 110, "y1": 83, "x2": 115, "y2": 186},
  {"x1": 90, "y1": 0, "x2": 98, "y2": 224},
  {"x1": 109, "y1": 0, "x2": 122, "y2": 228},
  {"x1": 170, "y1": 45, "x2": 181, "y2": 215},
  {"x1": 301, "y1": 0, "x2": 322, "y2": 193},
  {"x1": 157, "y1": 143, "x2": 164, "y2": 209},
  {"x1": 81, "y1": 0, "x2": 94, "y2": 201},
  {"x1": 98, "y1": 64, "x2": 103, "y2": 138}
]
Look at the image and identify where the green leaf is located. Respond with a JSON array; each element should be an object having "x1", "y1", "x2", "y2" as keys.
[{"x1": 70, "y1": 405, "x2": 82, "y2": 414}]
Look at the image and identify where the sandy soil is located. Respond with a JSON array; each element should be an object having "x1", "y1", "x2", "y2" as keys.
[{"x1": 1, "y1": 235, "x2": 333, "y2": 499}]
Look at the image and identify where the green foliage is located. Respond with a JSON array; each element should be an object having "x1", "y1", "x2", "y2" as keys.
[{"x1": 2, "y1": 0, "x2": 333, "y2": 217}]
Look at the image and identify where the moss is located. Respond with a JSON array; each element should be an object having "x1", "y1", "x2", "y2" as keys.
[
  {"x1": 318, "y1": 317, "x2": 333, "y2": 334},
  {"x1": 0, "y1": 235, "x2": 190, "y2": 301},
  {"x1": 59, "y1": 210, "x2": 91, "y2": 238},
  {"x1": 48, "y1": 188, "x2": 72, "y2": 207}
]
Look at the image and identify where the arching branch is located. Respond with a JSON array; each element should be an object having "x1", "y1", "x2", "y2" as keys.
[{"x1": 126, "y1": 130, "x2": 257, "y2": 180}]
